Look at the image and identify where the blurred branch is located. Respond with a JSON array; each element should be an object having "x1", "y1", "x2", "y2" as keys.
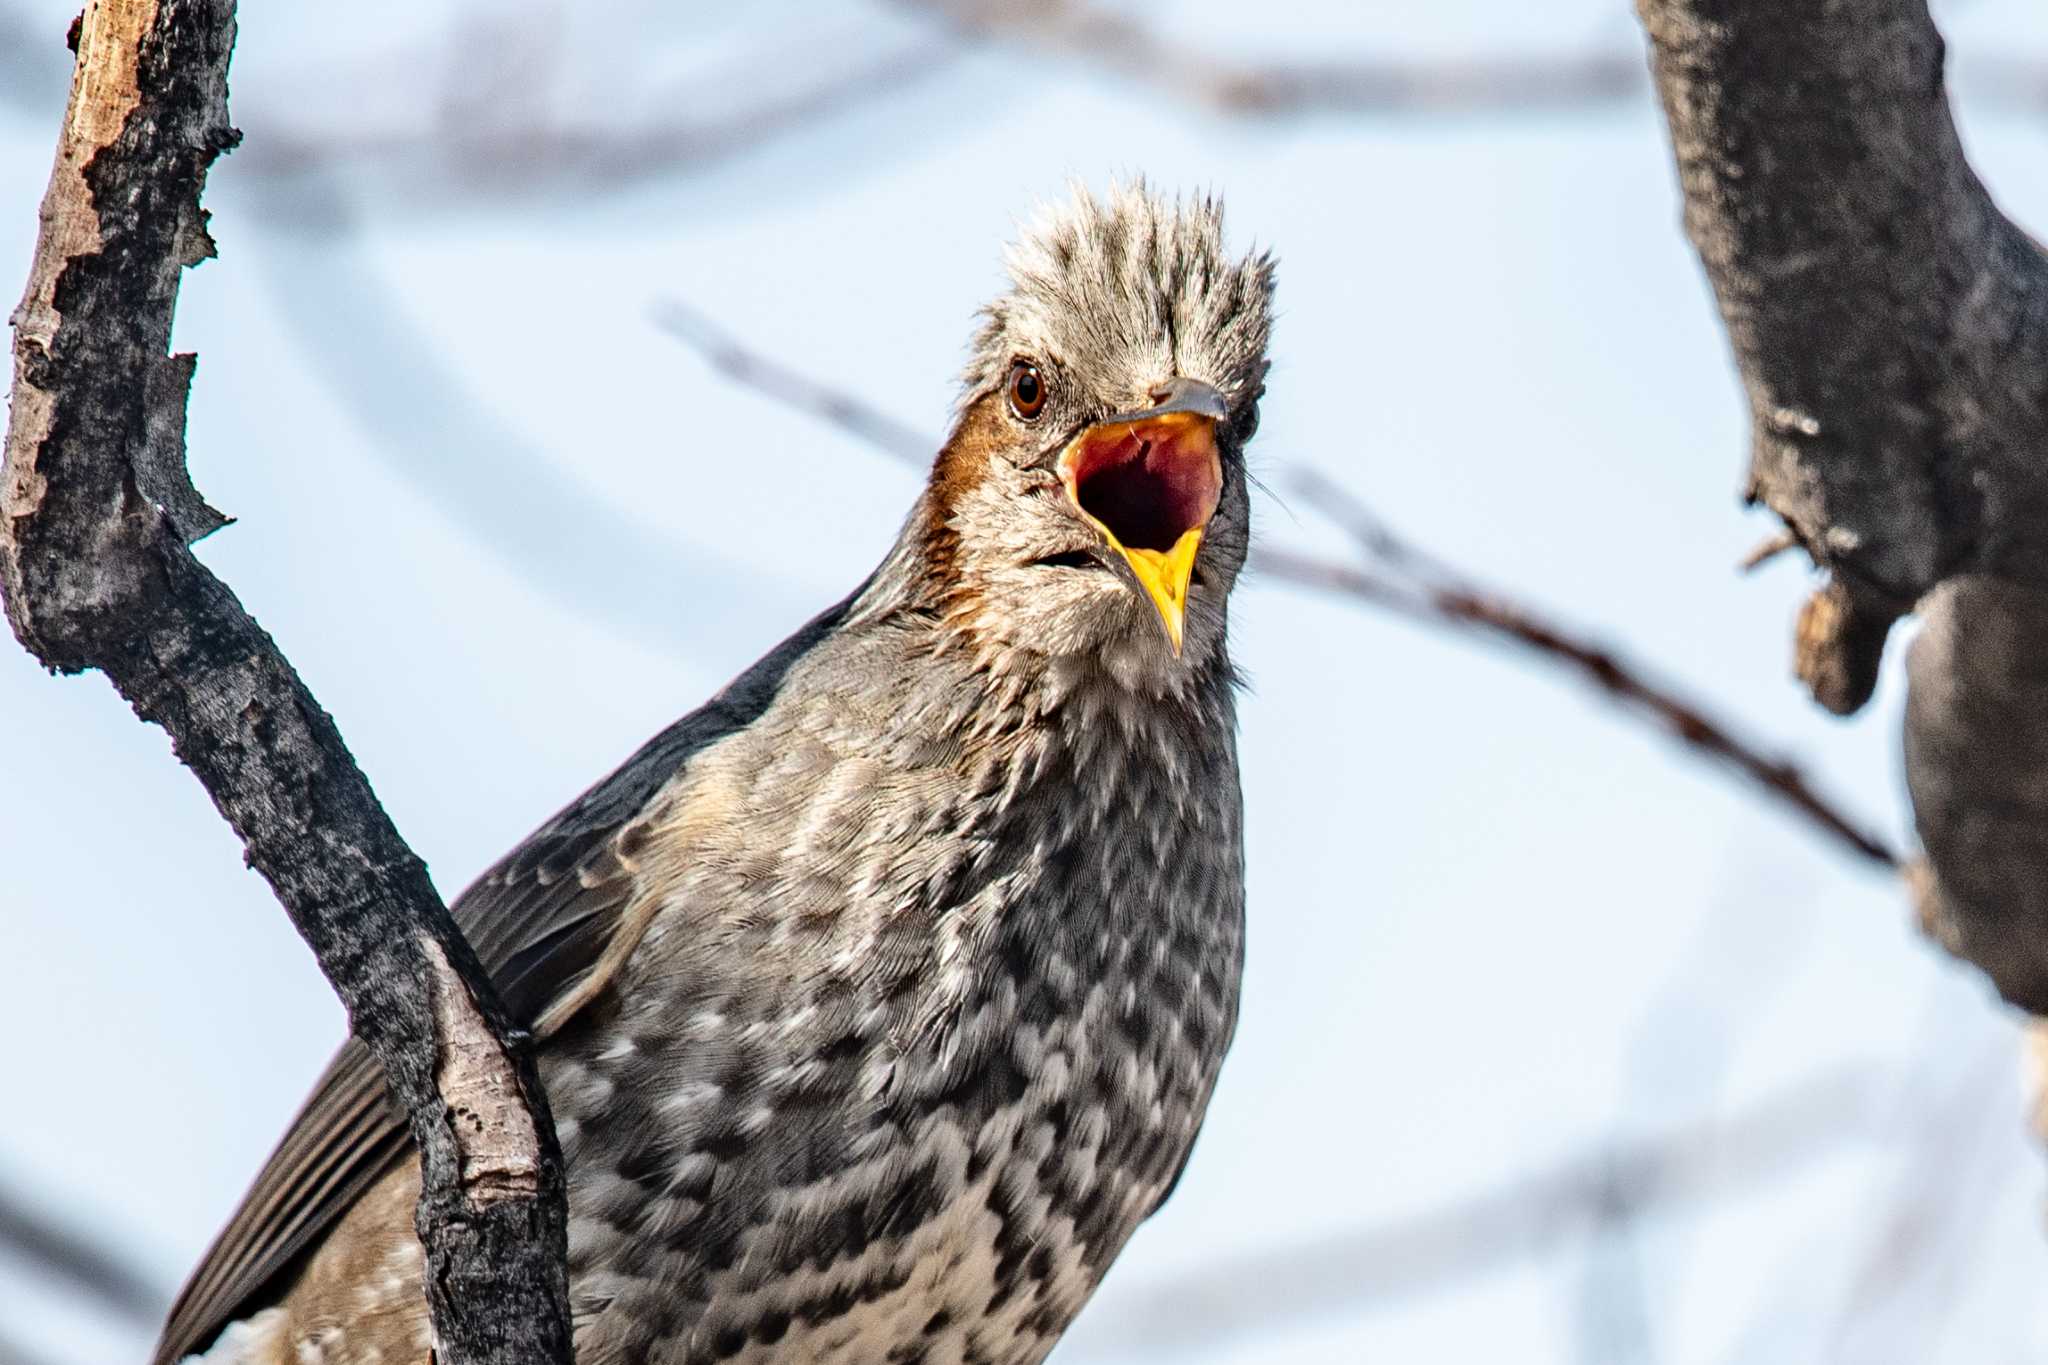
[
  {"x1": 0, "y1": 1330, "x2": 62, "y2": 1365},
  {"x1": 654, "y1": 299, "x2": 1900, "y2": 871},
  {"x1": 1070, "y1": 1066, "x2": 1877, "y2": 1358},
  {"x1": 1566, "y1": 871, "x2": 1810, "y2": 1365},
  {"x1": 897, "y1": 0, "x2": 2048, "y2": 120},
  {"x1": 1824, "y1": 1022, "x2": 2016, "y2": 1360},
  {"x1": 1574, "y1": 1210, "x2": 1657, "y2": 1365},
  {"x1": 11, "y1": 3, "x2": 2045, "y2": 220},
  {"x1": 233, "y1": 27, "x2": 961, "y2": 205},
  {"x1": 0, "y1": 1178, "x2": 163, "y2": 1324},
  {"x1": 895, "y1": 0, "x2": 1645, "y2": 114},
  {"x1": 0, "y1": 6, "x2": 959, "y2": 208},
  {"x1": 9, "y1": 0, "x2": 2048, "y2": 226}
]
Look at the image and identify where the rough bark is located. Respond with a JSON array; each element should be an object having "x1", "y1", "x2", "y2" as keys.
[
  {"x1": 1636, "y1": 0, "x2": 2048, "y2": 1013},
  {"x1": 0, "y1": 3, "x2": 572, "y2": 1360}
]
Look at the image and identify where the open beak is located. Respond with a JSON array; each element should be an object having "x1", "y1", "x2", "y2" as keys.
[{"x1": 1056, "y1": 377, "x2": 1228, "y2": 655}]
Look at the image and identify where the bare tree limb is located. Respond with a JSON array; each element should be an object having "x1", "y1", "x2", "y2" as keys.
[
  {"x1": 0, "y1": 4, "x2": 569, "y2": 1361},
  {"x1": 654, "y1": 299, "x2": 1899, "y2": 871},
  {"x1": 1636, "y1": 0, "x2": 2048, "y2": 1010}
]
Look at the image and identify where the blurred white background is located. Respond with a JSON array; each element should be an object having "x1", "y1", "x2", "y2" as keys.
[{"x1": 4, "y1": 2, "x2": 2047, "y2": 1361}]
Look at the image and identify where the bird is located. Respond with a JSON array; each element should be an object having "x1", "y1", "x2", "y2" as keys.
[{"x1": 159, "y1": 182, "x2": 1275, "y2": 1365}]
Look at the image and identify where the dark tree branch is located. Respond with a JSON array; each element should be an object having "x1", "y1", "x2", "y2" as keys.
[
  {"x1": 0, "y1": 4, "x2": 569, "y2": 1362},
  {"x1": 1636, "y1": 0, "x2": 2048, "y2": 1009},
  {"x1": 655, "y1": 299, "x2": 1899, "y2": 871}
]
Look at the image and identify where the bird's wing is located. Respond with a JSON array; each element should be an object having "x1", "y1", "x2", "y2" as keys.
[{"x1": 154, "y1": 599, "x2": 854, "y2": 1365}]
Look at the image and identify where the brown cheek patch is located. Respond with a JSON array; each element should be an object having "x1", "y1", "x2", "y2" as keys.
[
  {"x1": 925, "y1": 395, "x2": 1009, "y2": 521},
  {"x1": 919, "y1": 394, "x2": 1018, "y2": 620}
]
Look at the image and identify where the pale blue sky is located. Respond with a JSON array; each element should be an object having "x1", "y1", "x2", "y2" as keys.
[{"x1": 5, "y1": 3, "x2": 2048, "y2": 1361}]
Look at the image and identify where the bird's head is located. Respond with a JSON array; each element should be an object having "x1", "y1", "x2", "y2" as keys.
[{"x1": 920, "y1": 183, "x2": 1274, "y2": 679}]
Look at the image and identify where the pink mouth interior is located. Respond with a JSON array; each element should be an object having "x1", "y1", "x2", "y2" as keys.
[{"x1": 1063, "y1": 418, "x2": 1221, "y2": 552}]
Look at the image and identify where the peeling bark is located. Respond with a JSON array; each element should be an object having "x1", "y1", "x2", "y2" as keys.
[
  {"x1": 1637, "y1": 0, "x2": 2048, "y2": 1013},
  {"x1": 0, "y1": 3, "x2": 571, "y2": 1360},
  {"x1": 426, "y1": 937, "x2": 544, "y2": 1208}
]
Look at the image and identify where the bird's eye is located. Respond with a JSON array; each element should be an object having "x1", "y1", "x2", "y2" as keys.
[{"x1": 1008, "y1": 361, "x2": 1047, "y2": 420}]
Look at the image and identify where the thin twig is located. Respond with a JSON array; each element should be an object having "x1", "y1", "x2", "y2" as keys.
[
  {"x1": 655, "y1": 299, "x2": 1900, "y2": 870},
  {"x1": 1739, "y1": 529, "x2": 1800, "y2": 573},
  {"x1": 1263, "y1": 547, "x2": 1896, "y2": 868},
  {"x1": 1287, "y1": 471, "x2": 1898, "y2": 867},
  {"x1": 651, "y1": 300, "x2": 934, "y2": 466}
]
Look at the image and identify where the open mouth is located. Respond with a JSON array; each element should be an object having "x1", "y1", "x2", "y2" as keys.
[
  {"x1": 1056, "y1": 410, "x2": 1223, "y2": 652},
  {"x1": 1061, "y1": 413, "x2": 1222, "y2": 552}
]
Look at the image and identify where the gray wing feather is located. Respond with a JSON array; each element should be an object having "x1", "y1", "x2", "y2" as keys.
[{"x1": 153, "y1": 598, "x2": 855, "y2": 1364}]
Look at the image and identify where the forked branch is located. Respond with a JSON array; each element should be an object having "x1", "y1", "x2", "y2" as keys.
[{"x1": 0, "y1": 4, "x2": 569, "y2": 1361}]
